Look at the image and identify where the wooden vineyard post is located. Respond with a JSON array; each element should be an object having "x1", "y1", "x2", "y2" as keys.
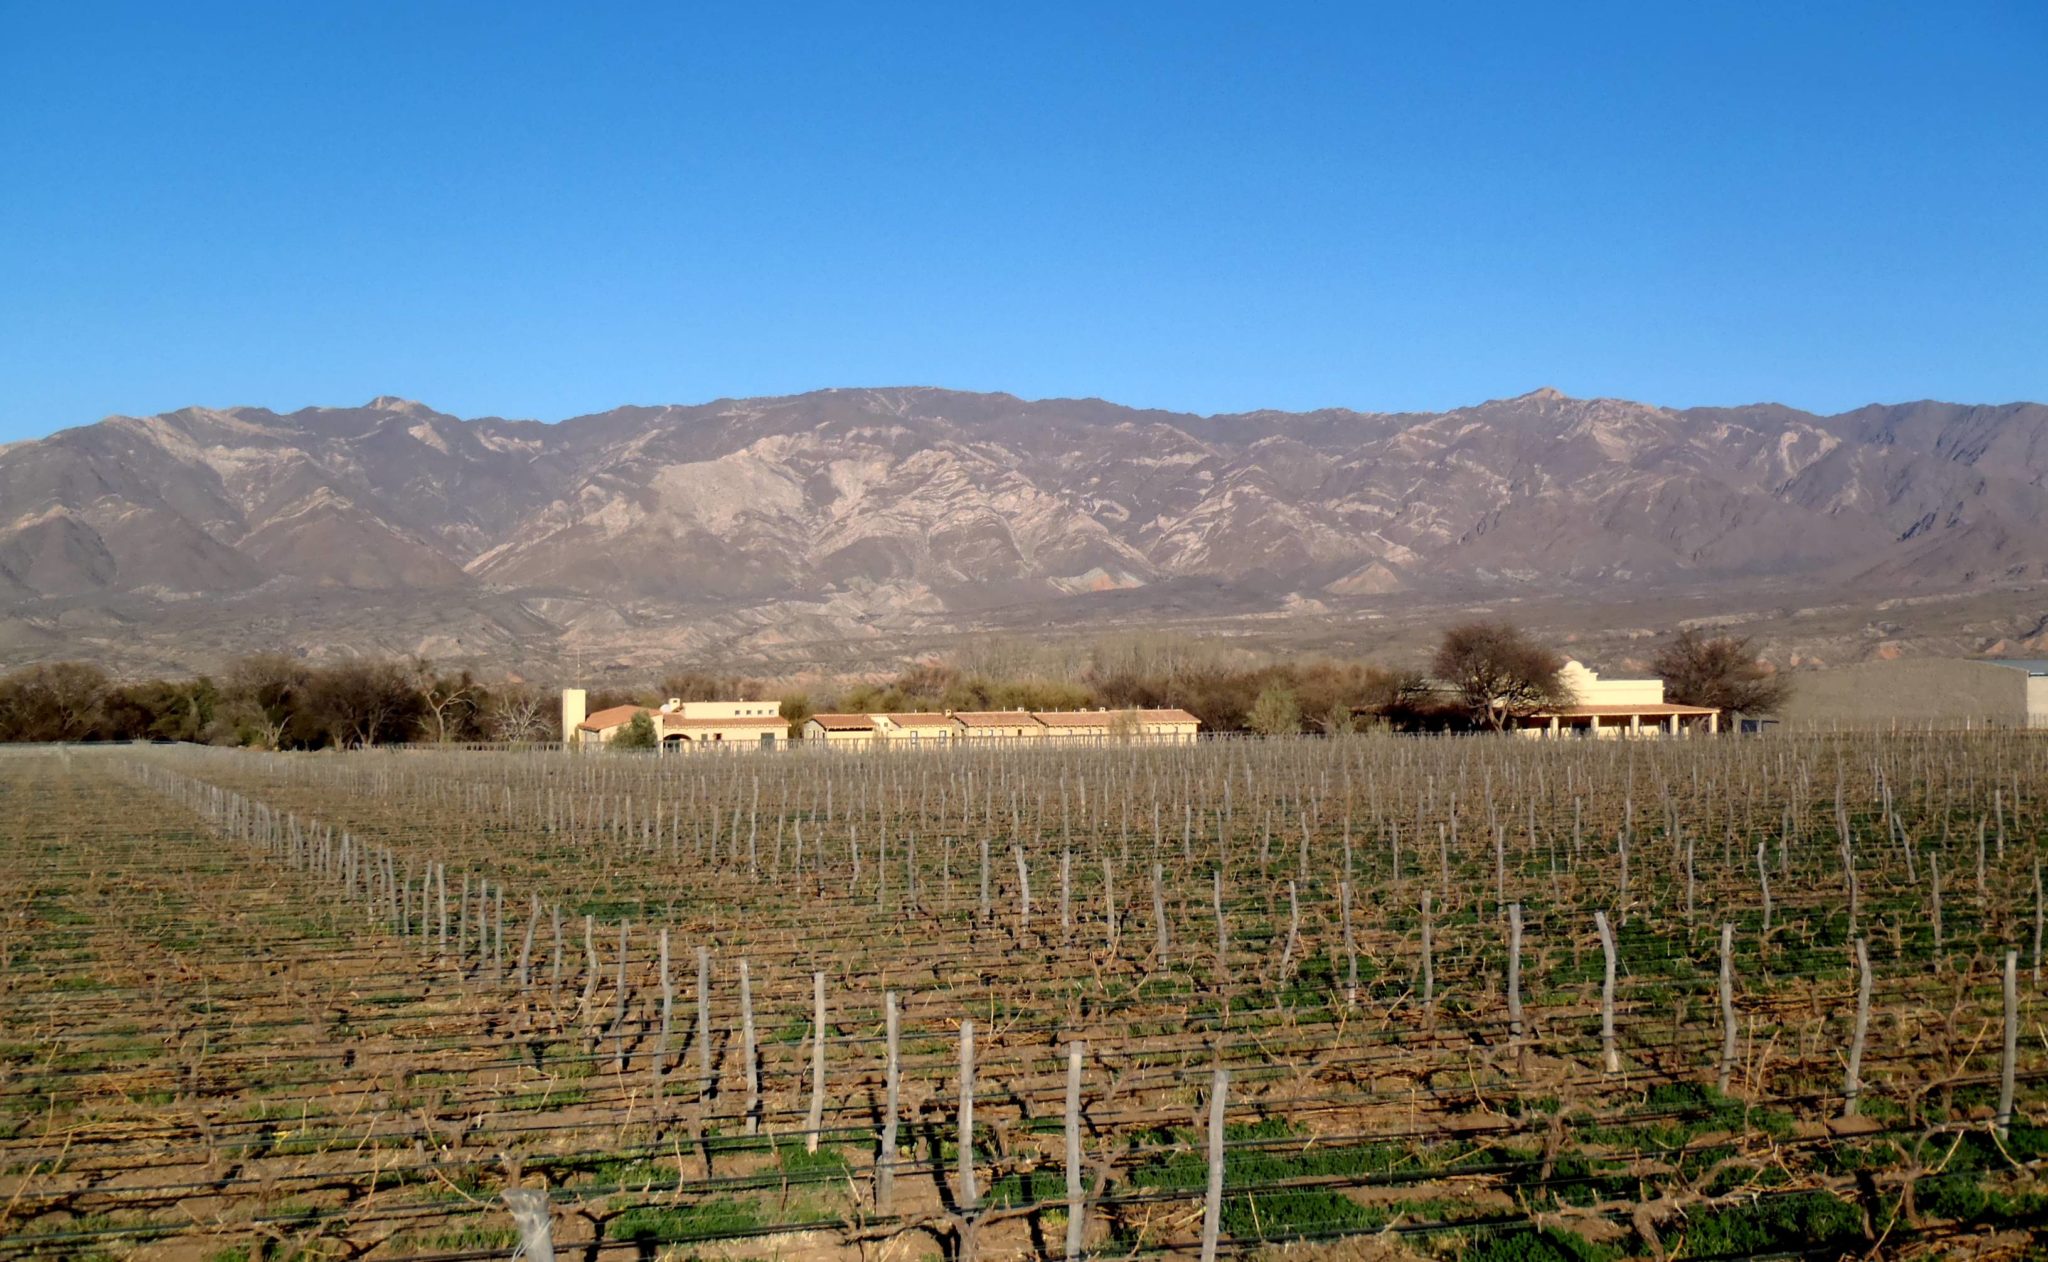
[
  {"x1": 1103, "y1": 857, "x2": 1118, "y2": 955},
  {"x1": 518, "y1": 895, "x2": 538, "y2": 992},
  {"x1": 740, "y1": 959, "x2": 760, "y2": 1134},
  {"x1": 579, "y1": 916, "x2": 598, "y2": 1012},
  {"x1": 1717, "y1": 922, "x2": 1738, "y2": 1095},
  {"x1": 471, "y1": 877, "x2": 486, "y2": 967},
  {"x1": 1505, "y1": 903, "x2": 1525, "y2": 1045},
  {"x1": 1684, "y1": 834, "x2": 1696, "y2": 928},
  {"x1": 1015, "y1": 845, "x2": 1031, "y2": 935},
  {"x1": 697, "y1": 946, "x2": 713, "y2": 1098},
  {"x1": 1493, "y1": 824, "x2": 1507, "y2": 920},
  {"x1": 502, "y1": 1187, "x2": 555, "y2": 1262},
  {"x1": 1844, "y1": 937, "x2": 1871, "y2": 1118},
  {"x1": 1340, "y1": 879, "x2": 1358, "y2": 1007},
  {"x1": 1212, "y1": 869, "x2": 1229, "y2": 984},
  {"x1": 1931, "y1": 855, "x2": 1944, "y2": 958},
  {"x1": 1997, "y1": 949, "x2": 2020, "y2": 1140},
  {"x1": 1152, "y1": 864, "x2": 1169, "y2": 958},
  {"x1": 1756, "y1": 842, "x2": 1772, "y2": 946},
  {"x1": 1420, "y1": 887, "x2": 1434, "y2": 1019},
  {"x1": 878, "y1": 991, "x2": 900, "y2": 1210},
  {"x1": 1060, "y1": 849, "x2": 1072, "y2": 943},
  {"x1": 958, "y1": 1019, "x2": 978, "y2": 1209},
  {"x1": 979, "y1": 836, "x2": 991, "y2": 922},
  {"x1": 610, "y1": 922, "x2": 630, "y2": 1071},
  {"x1": 653, "y1": 929, "x2": 673, "y2": 1087},
  {"x1": 550, "y1": 905, "x2": 563, "y2": 1014},
  {"x1": 1200, "y1": 1067, "x2": 1227, "y2": 1262},
  {"x1": 1617, "y1": 831, "x2": 1630, "y2": 921},
  {"x1": 1279, "y1": 880, "x2": 1300, "y2": 978},
  {"x1": 806, "y1": 970, "x2": 826, "y2": 1153},
  {"x1": 1595, "y1": 911, "x2": 1619, "y2": 1074},
  {"x1": 1064, "y1": 1040, "x2": 1085, "y2": 1262},
  {"x1": 1841, "y1": 819, "x2": 1860, "y2": 940}
]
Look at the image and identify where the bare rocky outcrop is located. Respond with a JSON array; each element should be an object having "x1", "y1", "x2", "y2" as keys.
[{"x1": 1, "y1": 385, "x2": 2045, "y2": 671}]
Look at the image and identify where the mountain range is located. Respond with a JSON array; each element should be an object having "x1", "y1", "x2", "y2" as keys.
[{"x1": 3, "y1": 386, "x2": 2046, "y2": 677}]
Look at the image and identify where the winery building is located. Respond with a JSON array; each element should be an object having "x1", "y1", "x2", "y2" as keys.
[
  {"x1": 1514, "y1": 660, "x2": 1720, "y2": 738},
  {"x1": 801, "y1": 708, "x2": 1201, "y2": 749},
  {"x1": 562, "y1": 690, "x2": 789, "y2": 750}
]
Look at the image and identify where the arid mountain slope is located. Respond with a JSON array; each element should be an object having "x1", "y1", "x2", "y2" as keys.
[{"x1": 2, "y1": 386, "x2": 2045, "y2": 674}]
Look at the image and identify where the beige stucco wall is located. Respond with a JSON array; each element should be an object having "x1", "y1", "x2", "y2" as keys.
[
  {"x1": 674, "y1": 700, "x2": 781, "y2": 720},
  {"x1": 803, "y1": 724, "x2": 875, "y2": 747},
  {"x1": 1778, "y1": 660, "x2": 2033, "y2": 728},
  {"x1": 872, "y1": 716, "x2": 957, "y2": 742},
  {"x1": 881, "y1": 728, "x2": 953, "y2": 746},
  {"x1": 1560, "y1": 661, "x2": 1665, "y2": 707},
  {"x1": 1037, "y1": 726, "x2": 1110, "y2": 742},
  {"x1": 668, "y1": 724, "x2": 787, "y2": 749}
]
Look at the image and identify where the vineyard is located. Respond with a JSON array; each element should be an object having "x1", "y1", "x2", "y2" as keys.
[{"x1": 3, "y1": 734, "x2": 2047, "y2": 1261}]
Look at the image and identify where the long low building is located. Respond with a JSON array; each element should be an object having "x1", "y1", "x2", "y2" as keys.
[{"x1": 801, "y1": 707, "x2": 1201, "y2": 749}]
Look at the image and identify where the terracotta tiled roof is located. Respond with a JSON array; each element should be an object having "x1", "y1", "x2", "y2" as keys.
[
  {"x1": 660, "y1": 715, "x2": 787, "y2": 730},
  {"x1": 578, "y1": 704, "x2": 651, "y2": 732},
  {"x1": 807, "y1": 713, "x2": 878, "y2": 731},
  {"x1": 1029, "y1": 708, "x2": 1202, "y2": 728},
  {"x1": 1032, "y1": 711, "x2": 1118, "y2": 727},
  {"x1": 883, "y1": 712, "x2": 958, "y2": 727},
  {"x1": 952, "y1": 711, "x2": 1045, "y2": 728}
]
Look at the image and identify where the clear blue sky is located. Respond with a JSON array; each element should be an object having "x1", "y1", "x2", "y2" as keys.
[{"x1": 1, "y1": 2, "x2": 2042, "y2": 441}]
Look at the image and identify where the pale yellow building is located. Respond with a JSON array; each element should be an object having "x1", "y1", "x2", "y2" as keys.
[
  {"x1": 1032, "y1": 711, "x2": 1122, "y2": 742},
  {"x1": 1516, "y1": 660, "x2": 1718, "y2": 738},
  {"x1": 565, "y1": 692, "x2": 789, "y2": 750},
  {"x1": 1128, "y1": 707, "x2": 1202, "y2": 743},
  {"x1": 803, "y1": 713, "x2": 881, "y2": 747},
  {"x1": 874, "y1": 712, "x2": 959, "y2": 746},
  {"x1": 1030, "y1": 708, "x2": 1203, "y2": 743},
  {"x1": 951, "y1": 710, "x2": 1048, "y2": 742}
]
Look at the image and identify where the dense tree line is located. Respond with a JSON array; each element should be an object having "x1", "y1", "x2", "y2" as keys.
[
  {"x1": 0, "y1": 656, "x2": 553, "y2": 748},
  {"x1": 0, "y1": 625, "x2": 1788, "y2": 745},
  {"x1": 781, "y1": 624, "x2": 1789, "y2": 736}
]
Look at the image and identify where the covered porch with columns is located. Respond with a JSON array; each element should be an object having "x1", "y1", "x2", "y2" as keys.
[{"x1": 1517, "y1": 703, "x2": 1721, "y2": 738}]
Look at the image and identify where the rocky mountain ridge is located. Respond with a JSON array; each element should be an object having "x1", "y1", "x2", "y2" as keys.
[{"x1": 2, "y1": 386, "x2": 2045, "y2": 674}]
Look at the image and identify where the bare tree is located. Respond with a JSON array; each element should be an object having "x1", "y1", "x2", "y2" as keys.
[
  {"x1": 306, "y1": 659, "x2": 422, "y2": 748},
  {"x1": 413, "y1": 659, "x2": 479, "y2": 744},
  {"x1": 1432, "y1": 621, "x2": 1566, "y2": 731},
  {"x1": 218, "y1": 653, "x2": 311, "y2": 748},
  {"x1": 1654, "y1": 628, "x2": 1790, "y2": 715},
  {"x1": 484, "y1": 684, "x2": 553, "y2": 743}
]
